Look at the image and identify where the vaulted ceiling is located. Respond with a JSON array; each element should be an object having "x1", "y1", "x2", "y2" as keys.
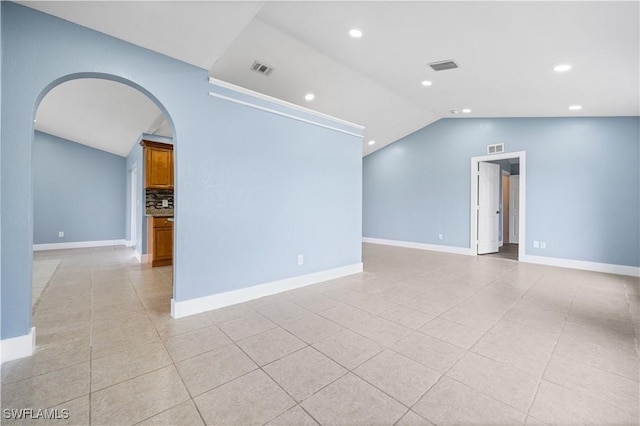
[{"x1": 22, "y1": 1, "x2": 640, "y2": 157}]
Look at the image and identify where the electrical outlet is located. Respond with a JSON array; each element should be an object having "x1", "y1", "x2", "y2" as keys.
[
  {"x1": 438, "y1": 234, "x2": 443, "y2": 240},
  {"x1": 540, "y1": 241, "x2": 546, "y2": 249},
  {"x1": 297, "y1": 254, "x2": 304, "y2": 265},
  {"x1": 162, "y1": 199, "x2": 169, "y2": 208},
  {"x1": 58, "y1": 231, "x2": 64, "y2": 238},
  {"x1": 533, "y1": 240, "x2": 539, "y2": 248}
]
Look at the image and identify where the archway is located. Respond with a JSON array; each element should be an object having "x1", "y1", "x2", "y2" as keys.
[{"x1": 30, "y1": 73, "x2": 178, "y2": 354}]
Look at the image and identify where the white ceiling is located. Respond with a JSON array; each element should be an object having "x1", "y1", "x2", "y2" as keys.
[
  {"x1": 35, "y1": 78, "x2": 171, "y2": 156},
  {"x1": 22, "y1": 1, "x2": 640, "y2": 157}
]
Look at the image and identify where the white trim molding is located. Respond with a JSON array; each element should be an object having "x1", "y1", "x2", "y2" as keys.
[
  {"x1": 171, "y1": 262, "x2": 363, "y2": 319},
  {"x1": 33, "y1": 239, "x2": 126, "y2": 251},
  {"x1": 209, "y1": 77, "x2": 364, "y2": 131},
  {"x1": 363, "y1": 237, "x2": 474, "y2": 256},
  {"x1": 208, "y1": 92, "x2": 363, "y2": 138},
  {"x1": 1, "y1": 327, "x2": 35, "y2": 363},
  {"x1": 521, "y1": 255, "x2": 640, "y2": 277},
  {"x1": 134, "y1": 250, "x2": 149, "y2": 263}
]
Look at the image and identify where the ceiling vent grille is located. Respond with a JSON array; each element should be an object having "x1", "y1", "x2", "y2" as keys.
[
  {"x1": 429, "y1": 60, "x2": 458, "y2": 71},
  {"x1": 250, "y1": 60, "x2": 274, "y2": 76},
  {"x1": 487, "y1": 143, "x2": 505, "y2": 155}
]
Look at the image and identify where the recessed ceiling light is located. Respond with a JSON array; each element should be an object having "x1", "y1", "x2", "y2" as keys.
[
  {"x1": 368, "y1": 140, "x2": 375, "y2": 146},
  {"x1": 553, "y1": 64, "x2": 572, "y2": 72},
  {"x1": 421, "y1": 80, "x2": 433, "y2": 87},
  {"x1": 462, "y1": 108, "x2": 472, "y2": 113},
  {"x1": 569, "y1": 105, "x2": 582, "y2": 110},
  {"x1": 349, "y1": 29, "x2": 363, "y2": 38},
  {"x1": 304, "y1": 93, "x2": 315, "y2": 101}
]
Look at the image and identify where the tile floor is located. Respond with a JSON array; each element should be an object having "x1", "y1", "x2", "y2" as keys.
[{"x1": 1, "y1": 244, "x2": 638, "y2": 425}]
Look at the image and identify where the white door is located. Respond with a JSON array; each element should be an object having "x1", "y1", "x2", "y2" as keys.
[
  {"x1": 477, "y1": 162, "x2": 500, "y2": 254},
  {"x1": 509, "y1": 175, "x2": 520, "y2": 243}
]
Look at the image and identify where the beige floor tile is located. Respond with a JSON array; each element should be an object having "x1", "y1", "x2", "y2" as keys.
[
  {"x1": 281, "y1": 313, "x2": 345, "y2": 345},
  {"x1": 391, "y1": 332, "x2": 465, "y2": 373},
  {"x1": 216, "y1": 312, "x2": 278, "y2": 341},
  {"x1": 419, "y1": 317, "x2": 485, "y2": 349},
  {"x1": 176, "y1": 344, "x2": 257, "y2": 397},
  {"x1": 530, "y1": 380, "x2": 638, "y2": 425},
  {"x1": 291, "y1": 293, "x2": 343, "y2": 313},
  {"x1": 266, "y1": 405, "x2": 319, "y2": 425},
  {"x1": 264, "y1": 346, "x2": 346, "y2": 402},
  {"x1": 301, "y1": 373, "x2": 406, "y2": 425},
  {"x1": 194, "y1": 369, "x2": 295, "y2": 426},
  {"x1": 205, "y1": 303, "x2": 254, "y2": 323},
  {"x1": 350, "y1": 316, "x2": 413, "y2": 347},
  {"x1": 318, "y1": 303, "x2": 372, "y2": 328},
  {"x1": 237, "y1": 327, "x2": 307, "y2": 366},
  {"x1": 313, "y1": 329, "x2": 383, "y2": 369},
  {"x1": 1, "y1": 362, "x2": 89, "y2": 411},
  {"x1": 91, "y1": 340, "x2": 173, "y2": 391},
  {"x1": 152, "y1": 313, "x2": 213, "y2": 339},
  {"x1": 553, "y1": 332, "x2": 639, "y2": 380},
  {"x1": 90, "y1": 323, "x2": 161, "y2": 359},
  {"x1": 378, "y1": 305, "x2": 434, "y2": 329},
  {"x1": 137, "y1": 400, "x2": 204, "y2": 425},
  {"x1": 256, "y1": 302, "x2": 315, "y2": 326},
  {"x1": 2, "y1": 394, "x2": 90, "y2": 426},
  {"x1": 413, "y1": 376, "x2": 526, "y2": 425},
  {"x1": 1, "y1": 340, "x2": 90, "y2": 384},
  {"x1": 502, "y1": 299, "x2": 568, "y2": 333},
  {"x1": 395, "y1": 410, "x2": 435, "y2": 426},
  {"x1": 354, "y1": 349, "x2": 440, "y2": 406},
  {"x1": 543, "y1": 354, "x2": 639, "y2": 414},
  {"x1": 446, "y1": 352, "x2": 539, "y2": 412},
  {"x1": 471, "y1": 320, "x2": 558, "y2": 377},
  {"x1": 91, "y1": 366, "x2": 189, "y2": 426},
  {"x1": 163, "y1": 325, "x2": 232, "y2": 362}
]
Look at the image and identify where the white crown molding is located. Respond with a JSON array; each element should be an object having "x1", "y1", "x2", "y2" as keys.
[
  {"x1": 1, "y1": 327, "x2": 36, "y2": 363},
  {"x1": 362, "y1": 237, "x2": 474, "y2": 256},
  {"x1": 33, "y1": 239, "x2": 126, "y2": 251},
  {"x1": 209, "y1": 92, "x2": 363, "y2": 138},
  {"x1": 172, "y1": 262, "x2": 363, "y2": 319},
  {"x1": 209, "y1": 77, "x2": 364, "y2": 131},
  {"x1": 521, "y1": 255, "x2": 640, "y2": 277}
]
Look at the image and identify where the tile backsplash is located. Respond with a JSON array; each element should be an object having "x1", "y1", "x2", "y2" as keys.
[{"x1": 146, "y1": 189, "x2": 174, "y2": 215}]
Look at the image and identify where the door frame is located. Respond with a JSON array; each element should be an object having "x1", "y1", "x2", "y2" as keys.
[
  {"x1": 501, "y1": 169, "x2": 511, "y2": 247},
  {"x1": 470, "y1": 151, "x2": 526, "y2": 260},
  {"x1": 129, "y1": 165, "x2": 138, "y2": 249}
]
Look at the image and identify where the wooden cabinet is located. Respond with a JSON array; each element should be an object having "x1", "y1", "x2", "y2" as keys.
[
  {"x1": 148, "y1": 217, "x2": 173, "y2": 267},
  {"x1": 141, "y1": 140, "x2": 173, "y2": 189}
]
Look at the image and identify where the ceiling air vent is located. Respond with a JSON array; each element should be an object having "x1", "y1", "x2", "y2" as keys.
[
  {"x1": 487, "y1": 143, "x2": 505, "y2": 155},
  {"x1": 250, "y1": 60, "x2": 274, "y2": 76},
  {"x1": 429, "y1": 60, "x2": 458, "y2": 71}
]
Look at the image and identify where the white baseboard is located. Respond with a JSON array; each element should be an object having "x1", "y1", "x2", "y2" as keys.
[
  {"x1": 1, "y1": 327, "x2": 35, "y2": 363},
  {"x1": 521, "y1": 255, "x2": 640, "y2": 277},
  {"x1": 134, "y1": 250, "x2": 148, "y2": 263},
  {"x1": 362, "y1": 237, "x2": 474, "y2": 256},
  {"x1": 172, "y1": 262, "x2": 363, "y2": 319},
  {"x1": 33, "y1": 239, "x2": 126, "y2": 251},
  {"x1": 125, "y1": 240, "x2": 134, "y2": 247}
]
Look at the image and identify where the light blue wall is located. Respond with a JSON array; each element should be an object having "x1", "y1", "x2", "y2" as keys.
[
  {"x1": 364, "y1": 117, "x2": 640, "y2": 267},
  {"x1": 125, "y1": 133, "x2": 173, "y2": 255},
  {"x1": 1, "y1": 3, "x2": 362, "y2": 339},
  {"x1": 33, "y1": 131, "x2": 125, "y2": 244}
]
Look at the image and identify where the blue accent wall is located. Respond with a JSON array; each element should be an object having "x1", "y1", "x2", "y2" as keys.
[
  {"x1": 1, "y1": 3, "x2": 363, "y2": 339},
  {"x1": 364, "y1": 117, "x2": 640, "y2": 268},
  {"x1": 33, "y1": 131, "x2": 125, "y2": 244}
]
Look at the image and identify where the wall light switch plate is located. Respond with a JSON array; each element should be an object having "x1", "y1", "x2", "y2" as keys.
[
  {"x1": 58, "y1": 231, "x2": 64, "y2": 238},
  {"x1": 297, "y1": 254, "x2": 304, "y2": 265},
  {"x1": 533, "y1": 241, "x2": 539, "y2": 248},
  {"x1": 540, "y1": 242, "x2": 546, "y2": 249}
]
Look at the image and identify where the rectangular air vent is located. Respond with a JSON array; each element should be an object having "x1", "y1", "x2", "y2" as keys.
[
  {"x1": 250, "y1": 60, "x2": 274, "y2": 76},
  {"x1": 429, "y1": 60, "x2": 458, "y2": 71},
  {"x1": 487, "y1": 143, "x2": 505, "y2": 154}
]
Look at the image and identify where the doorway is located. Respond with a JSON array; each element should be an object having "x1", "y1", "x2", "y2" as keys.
[{"x1": 470, "y1": 151, "x2": 526, "y2": 260}]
